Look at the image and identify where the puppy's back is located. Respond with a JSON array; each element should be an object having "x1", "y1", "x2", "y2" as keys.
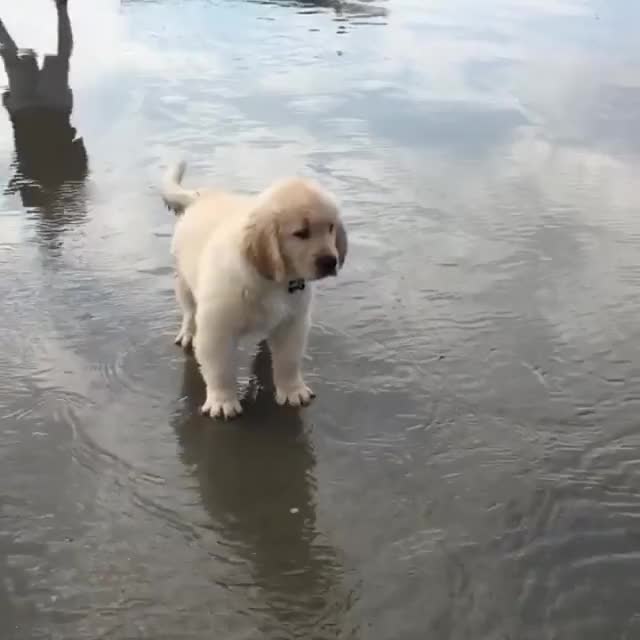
[{"x1": 172, "y1": 191, "x2": 254, "y2": 292}]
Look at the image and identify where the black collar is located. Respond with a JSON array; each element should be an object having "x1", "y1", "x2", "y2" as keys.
[{"x1": 287, "y1": 279, "x2": 306, "y2": 294}]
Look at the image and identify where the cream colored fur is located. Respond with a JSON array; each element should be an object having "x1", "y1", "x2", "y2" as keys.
[{"x1": 162, "y1": 162, "x2": 347, "y2": 419}]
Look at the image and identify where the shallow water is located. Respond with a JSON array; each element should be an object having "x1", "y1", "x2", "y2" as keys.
[{"x1": 1, "y1": 0, "x2": 640, "y2": 638}]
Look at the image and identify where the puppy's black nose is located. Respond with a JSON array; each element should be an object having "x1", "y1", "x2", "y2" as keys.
[{"x1": 316, "y1": 254, "x2": 337, "y2": 276}]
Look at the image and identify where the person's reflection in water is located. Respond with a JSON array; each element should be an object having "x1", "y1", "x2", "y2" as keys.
[
  {"x1": 172, "y1": 344, "x2": 355, "y2": 638},
  {"x1": 0, "y1": 0, "x2": 88, "y2": 247}
]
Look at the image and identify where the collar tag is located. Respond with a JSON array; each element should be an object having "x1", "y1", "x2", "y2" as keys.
[{"x1": 287, "y1": 279, "x2": 306, "y2": 294}]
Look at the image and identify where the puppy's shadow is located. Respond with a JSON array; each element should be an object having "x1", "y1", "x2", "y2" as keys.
[{"x1": 171, "y1": 343, "x2": 349, "y2": 636}]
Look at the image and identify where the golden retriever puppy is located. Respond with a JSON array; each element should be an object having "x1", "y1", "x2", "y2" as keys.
[{"x1": 161, "y1": 162, "x2": 347, "y2": 419}]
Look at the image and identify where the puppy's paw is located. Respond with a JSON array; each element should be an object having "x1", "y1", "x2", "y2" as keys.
[
  {"x1": 174, "y1": 328, "x2": 194, "y2": 350},
  {"x1": 201, "y1": 390, "x2": 242, "y2": 420},
  {"x1": 275, "y1": 382, "x2": 315, "y2": 407}
]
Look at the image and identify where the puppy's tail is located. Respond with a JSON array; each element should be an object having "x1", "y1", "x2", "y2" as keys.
[{"x1": 161, "y1": 161, "x2": 200, "y2": 214}]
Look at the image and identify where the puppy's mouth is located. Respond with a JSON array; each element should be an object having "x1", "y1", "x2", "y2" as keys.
[
  {"x1": 316, "y1": 267, "x2": 337, "y2": 279},
  {"x1": 315, "y1": 254, "x2": 338, "y2": 279}
]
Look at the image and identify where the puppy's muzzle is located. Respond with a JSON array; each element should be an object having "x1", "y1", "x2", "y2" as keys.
[{"x1": 316, "y1": 254, "x2": 338, "y2": 277}]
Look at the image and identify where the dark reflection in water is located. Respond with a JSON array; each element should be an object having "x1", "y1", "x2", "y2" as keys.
[
  {"x1": 122, "y1": 0, "x2": 388, "y2": 30},
  {"x1": 0, "y1": 0, "x2": 87, "y2": 246},
  {"x1": 246, "y1": 0, "x2": 388, "y2": 21},
  {"x1": 172, "y1": 344, "x2": 353, "y2": 638}
]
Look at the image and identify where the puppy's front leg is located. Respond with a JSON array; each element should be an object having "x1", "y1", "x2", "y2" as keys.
[
  {"x1": 268, "y1": 312, "x2": 315, "y2": 407},
  {"x1": 193, "y1": 313, "x2": 242, "y2": 419}
]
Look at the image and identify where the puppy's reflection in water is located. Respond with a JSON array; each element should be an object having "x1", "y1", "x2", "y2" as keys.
[
  {"x1": 0, "y1": 2, "x2": 88, "y2": 248},
  {"x1": 172, "y1": 344, "x2": 353, "y2": 638}
]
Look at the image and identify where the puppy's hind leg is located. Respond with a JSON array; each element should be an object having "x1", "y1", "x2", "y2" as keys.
[{"x1": 174, "y1": 273, "x2": 196, "y2": 350}]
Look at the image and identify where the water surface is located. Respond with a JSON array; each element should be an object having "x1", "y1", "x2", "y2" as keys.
[{"x1": 1, "y1": 0, "x2": 640, "y2": 638}]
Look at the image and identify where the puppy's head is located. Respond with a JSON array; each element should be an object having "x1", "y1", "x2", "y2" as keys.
[{"x1": 243, "y1": 178, "x2": 347, "y2": 283}]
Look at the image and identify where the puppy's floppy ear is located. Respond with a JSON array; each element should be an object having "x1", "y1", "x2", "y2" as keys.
[
  {"x1": 243, "y1": 214, "x2": 286, "y2": 282},
  {"x1": 335, "y1": 219, "x2": 348, "y2": 267}
]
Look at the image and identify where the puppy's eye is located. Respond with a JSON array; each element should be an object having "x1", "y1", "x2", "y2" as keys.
[{"x1": 293, "y1": 228, "x2": 310, "y2": 240}]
